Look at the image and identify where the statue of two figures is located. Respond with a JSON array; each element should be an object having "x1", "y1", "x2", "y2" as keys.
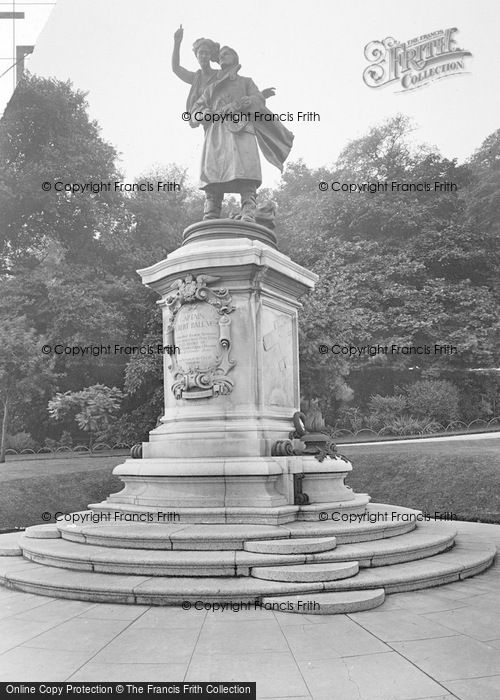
[{"x1": 172, "y1": 26, "x2": 294, "y2": 227}]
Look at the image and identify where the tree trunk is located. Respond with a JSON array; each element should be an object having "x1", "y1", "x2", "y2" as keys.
[{"x1": 0, "y1": 398, "x2": 8, "y2": 464}]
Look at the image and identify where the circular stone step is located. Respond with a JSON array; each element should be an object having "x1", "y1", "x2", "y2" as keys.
[
  {"x1": 58, "y1": 522, "x2": 290, "y2": 551},
  {"x1": 0, "y1": 532, "x2": 494, "y2": 609},
  {"x1": 319, "y1": 540, "x2": 496, "y2": 593},
  {"x1": 244, "y1": 536, "x2": 337, "y2": 555},
  {"x1": 0, "y1": 557, "x2": 330, "y2": 604},
  {"x1": 251, "y1": 561, "x2": 359, "y2": 583},
  {"x1": 56, "y1": 504, "x2": 421, "y2": 550},
  {"x1": 21, "y1": 536, "x2": 351, "y2": 577},
  {"x1": 261, "y1": 589, "x2": 385, "y2": 614},
  {"x1": 19, "y1": 524, "x2": 459, "y2": 577},
  {"x1": 0, "y1": 533, "x2": 22, "y2": 556},
  {"x1": 24, "y1": 524, "x2": 61, "y2": 539},
  {"x1": 310, "y1": 524, "x2": 456, "y2": 567}
]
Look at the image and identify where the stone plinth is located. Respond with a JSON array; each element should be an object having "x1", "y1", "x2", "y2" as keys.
[
  {"x1": 91, "y1": 220, "x2": 371, "y2": 523},
  {"x1": 137, "y1": 220, "x2": 317, "y2": 460}
]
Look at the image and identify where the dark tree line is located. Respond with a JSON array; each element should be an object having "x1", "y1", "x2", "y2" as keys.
[{"x1": 274, "y1": 116, "x2": 499, "y2": 425}]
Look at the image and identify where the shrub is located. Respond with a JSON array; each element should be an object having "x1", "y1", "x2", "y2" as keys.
[
  {"x1": 368, "y1": 394, "x2": 407, "y2": 428},
  {"x1": 335, "y1": 406, "x2": 365, "y2": 432},
  {"x1": 5, "y1": 432, "x2": 36, "y2": 451},
  {"x1": 383, "y1": 416, "x2": 432, "y2": 436},
  {"x1": 48, "y1": 384, "x2": 125, "y2": 447},
  {"x1": 98, "y1": 414, "x2": 146, "y2": 446},
  {"x1": 97, "y1": 391, "x2": 163, "y2": 446},
  {"x1": 59, "y1": 430, "x2": 73, "y2": 447},
  {"x1": 405, "y1": 379, "x2": 460, "y2": 424},
  {"x1": 44, "y1": 437, "x2": 58, "y2": 450}
]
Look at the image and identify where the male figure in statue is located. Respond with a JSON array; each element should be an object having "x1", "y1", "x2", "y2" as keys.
[
  {"x1": 190, "y1": 46, "x2": 294, "y2": 222},
  {"x1": 171, "y1": 27, "x2": 275, "y2": 119}
]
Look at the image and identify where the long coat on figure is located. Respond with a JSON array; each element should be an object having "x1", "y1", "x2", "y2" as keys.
[{"x1": 191, "y1": 53, "x2": 294, "y2": 220}]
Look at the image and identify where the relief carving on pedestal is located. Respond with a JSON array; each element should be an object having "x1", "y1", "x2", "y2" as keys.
[
  {"x1": 164, "y1": 274, "x2": 235, "y2": 399},
  {"x1": 262, "y1": 309, "x2": 294, "y2": 407}
]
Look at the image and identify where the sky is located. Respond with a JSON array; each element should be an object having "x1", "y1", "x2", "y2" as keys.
[
  {"x1": 0, "y1": 1, "x2": 56, "y2": 110},
  {"x1": 5, "y1": 0, "x2": 500, "y2": 185}
]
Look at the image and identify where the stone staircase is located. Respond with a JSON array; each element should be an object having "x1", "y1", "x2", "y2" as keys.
[{"x1": 0, "y1": 503, "x2": 494, "y2": 614}]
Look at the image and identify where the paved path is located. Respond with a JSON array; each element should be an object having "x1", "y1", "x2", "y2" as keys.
[
  {"x1": 0, "y1": 521, "x2": 499, "y2": 699},
  {"x1": 342, "y1": 431, "x2": 500, "y2": 447}
]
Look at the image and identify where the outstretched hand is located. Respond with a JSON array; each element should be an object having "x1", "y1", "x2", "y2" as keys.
[
  {"x1": 262, "y1": 87, "x2": 276, "y2": 100},
  {"x1": 174, "y1": 25, "x2": 184, "y2": 43}
]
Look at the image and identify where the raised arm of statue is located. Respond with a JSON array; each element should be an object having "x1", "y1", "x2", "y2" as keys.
[{"x1": 172, "y1": 25, "x2": 195, "y2": 85}]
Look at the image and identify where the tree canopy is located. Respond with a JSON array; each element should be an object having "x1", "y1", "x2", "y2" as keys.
[{"x1": 274, "y1": 116, "x2": 499, "y2": 420}]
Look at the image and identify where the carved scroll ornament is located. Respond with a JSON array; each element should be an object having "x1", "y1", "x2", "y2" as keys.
[{"x1": 163, "y1": 274, "x2": 236, "y2": 400}]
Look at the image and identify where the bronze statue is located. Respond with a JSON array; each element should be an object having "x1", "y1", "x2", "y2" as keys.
[
  {"x1": 174, "y1": 33, "x2": 293, "y2": 222},
  {"x1": 191, "y1": 46, "x2": 265, "y2": 221}
]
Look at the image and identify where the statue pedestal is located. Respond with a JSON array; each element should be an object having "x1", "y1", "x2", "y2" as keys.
[
  {"x1": 94, "y1": 220, "x2": 369, "y2": 523},
  {"x1": 7, "y1": 221, "x2": 493, "y2": 613},
  {"x1": 141, "y1": 220, "x2": 316, "y2": 459}
]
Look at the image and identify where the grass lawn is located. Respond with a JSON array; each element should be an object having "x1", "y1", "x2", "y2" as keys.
[
  {"x1": 0, "y1": 454, "x2": 125, "y2": 529},
  {"x1": 341, "y1": 438, "x2": 500, "y2": 523},
  {"x1": 0, "y1": 438, "x2": 499, "y2": 528}
]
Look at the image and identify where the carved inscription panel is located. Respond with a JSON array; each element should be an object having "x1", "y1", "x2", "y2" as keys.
[
  {"x1": 164, "y1": 274, "x2": 236, "y2": 399},
  {"x1": 174, "y1": 302, "x2": 220, "y2": 372}
]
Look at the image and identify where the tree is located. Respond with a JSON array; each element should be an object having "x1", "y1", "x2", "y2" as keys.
[
  {"x1": 124, "y1": 166, "x2": 202, "y2": 265},
  {"x1": 0, "y1": 317, "x2": 56, "y2": 462},
  {"x1": 0, "y1": 73, "x2": 128, "y2": 271},
  {"x1": 464, "y1": 129, "x2": 500, "y2": 293},
  {"x1": 273, "y1": 116, "x2": 500, "y2": 420},
  {"x1": 0, "y1": 75, "x2": 142, "y2": 441}
]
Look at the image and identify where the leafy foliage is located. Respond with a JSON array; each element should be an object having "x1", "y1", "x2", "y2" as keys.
[
  {"x1": 368, "y1": 394, "x2": 407, "y2": 428},
  {"x1": 404, "y1": 379, "x2": 460, "y2": 424},
  {"x1": 276, "y1": 115, "x2": 499, "y2": 422},
  {"x1": 0, "y1": 316, "x2": 57, "y2": 461},
  {"x1": 48, "y1": 384, "x2": 124, "y2": 446},
  {"x1": 0, "y1": 73, "x2": 126, "y2": 269},
  {"x1": 5, "y1": 431, "x2": 37, "y2": 451}
]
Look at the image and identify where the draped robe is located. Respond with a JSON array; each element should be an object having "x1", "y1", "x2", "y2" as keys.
[{"x1": 192, "y1": 67, "x2": 294, "y2": 192}]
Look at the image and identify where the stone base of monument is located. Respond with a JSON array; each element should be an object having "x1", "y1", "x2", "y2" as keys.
[
  {"x1": 85, "y1": 454, "x2": 369, "y2": 524},
  {"x1": 0, "y1": 505, "x2": 495, "y2": 614},
  {"x1": 1, "y1": 220, "x2": 494, "y2": 612}
]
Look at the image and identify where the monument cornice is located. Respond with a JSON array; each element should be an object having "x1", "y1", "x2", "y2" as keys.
[{"x1": 137, "y1": 231, "x2": 318, "y2": 297}]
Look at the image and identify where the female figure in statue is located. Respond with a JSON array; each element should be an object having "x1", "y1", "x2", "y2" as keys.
[
  {"x1": 171, "y1": 26, "x2": 220, "y2": 113},
  {"x1": 172, "y1": 25, "x2": 276, "y2": 114}
]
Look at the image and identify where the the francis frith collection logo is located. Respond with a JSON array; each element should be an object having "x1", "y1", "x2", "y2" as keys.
[{"x1": 363, "y1": 28, "x2": 472, "y2": 92}]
